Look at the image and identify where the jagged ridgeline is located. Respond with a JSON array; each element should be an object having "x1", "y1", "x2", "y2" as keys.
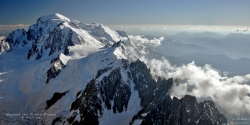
[
  {"x1": 0, "y1": 13, "x2": 227, "y2": 125},
  {"x1": 66, "y1": 59, "x2": 226, "y2": 125}
]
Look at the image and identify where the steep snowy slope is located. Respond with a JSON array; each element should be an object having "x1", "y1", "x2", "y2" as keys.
[{"x1": 0, "y1": 14, "x2": 226, "y2": 125}]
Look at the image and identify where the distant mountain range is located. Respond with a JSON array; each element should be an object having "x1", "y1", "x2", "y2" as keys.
[{"x1": 165, "y1": 31, "x2": 250, "y2": 59}]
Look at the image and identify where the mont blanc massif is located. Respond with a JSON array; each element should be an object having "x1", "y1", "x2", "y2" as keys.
[{"x1": 0, "y1": 13, "x2": 230, "y2": 125}]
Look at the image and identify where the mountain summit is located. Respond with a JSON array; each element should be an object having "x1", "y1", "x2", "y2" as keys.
[
  {"x1": 0, "y1": 13, "x2": 227, "y2": 125},
  {"x1": 3, "y1": 13, "x2": 136, "y2": 60}
]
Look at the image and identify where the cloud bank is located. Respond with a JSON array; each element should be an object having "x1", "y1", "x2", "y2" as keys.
[
  {"x1": 140, "y1": 56, "x2": 250, "y2": 116},
  {"x1": 0, "y1": 24, "x2": 29, "y2": 36},
  {"x1": 128, "y1": 35, "x2": 164, "y2": 46}
]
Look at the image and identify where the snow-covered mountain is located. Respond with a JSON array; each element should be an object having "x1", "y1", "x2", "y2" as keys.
[{"x1": 0, "y1": 13, "x2": 227, "y2": 125}]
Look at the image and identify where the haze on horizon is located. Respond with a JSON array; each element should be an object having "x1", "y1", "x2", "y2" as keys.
[{"x1": 1, "y1": 0, "x2": 249, "y2": 36}]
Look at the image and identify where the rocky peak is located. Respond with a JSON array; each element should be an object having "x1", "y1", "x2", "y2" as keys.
[
  {"x1": 28, "y1": 13, "x2": 70, "y2": 40},
  {"x1": 130, "y1": 95, "x2": 227, "y2": 125},
  {"x1": 6, "y1": 29, "x2": 28, "y2": 49},
  {"x1": 4, "y1": 13, "x2": 135, "y2": 60}
]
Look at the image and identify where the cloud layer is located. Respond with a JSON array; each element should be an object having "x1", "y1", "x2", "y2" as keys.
[
  {"x1": 140, "y1": 56, "x2": 250, "y2": 116},
  {"x1": 128, "y1": 35, "x2": 164, "y2": 46},
  {"x1": 0, "y1": 24, "x2": 29, "y2": 36}
]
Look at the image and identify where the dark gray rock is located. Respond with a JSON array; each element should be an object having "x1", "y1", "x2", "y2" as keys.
[
  {"x1": 69, "y1": 79, "x2": 102, "y2": 125},
  {"x1": 46, "y1": 91, "x2": 68, "y2": 110},
  {"x1": 132, "y1": 95, "x2": 227, "y2": 125},
  {"x1": 46, "y1": 55, "x2": 66, "y2": 84}
]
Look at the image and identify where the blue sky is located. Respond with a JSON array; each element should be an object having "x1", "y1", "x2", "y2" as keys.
[{"x1": 0, "y1": 0, "x2": 250, "y2": 26}]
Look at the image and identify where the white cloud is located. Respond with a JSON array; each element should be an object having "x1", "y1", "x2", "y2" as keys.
[
  {"x1": 160, "y1": 27, "x2": 167, "y2": 30},
  {"x1": 0, "y1": 24, "x2": 30, "y2": 36},
  {"x1": 120, "y1": 26, "x2": 128, "y2": 29},
  {"x1": 128, "y1": 35, "x2": 164, "y2": 46},
  {"x1": 140, "y1": 56, "x2": 250, "y2": 116}
]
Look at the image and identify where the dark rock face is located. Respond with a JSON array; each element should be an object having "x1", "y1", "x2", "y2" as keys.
[
  {"x1": 51, "y1": 117, "x2": 62, "y2": 125},
  {"x1": 131, "y1": 95, "x2": 227, "y2": 125},
  {"x1": 46, "y1": 91, "x2": 68, "y2": 110},
  {"x1": 95, "y1": 66, "x2": 112, "y2": 79},
  {"x1": 130, "y1": 59, "x2": 173, "y2": 107},
  {"x1": 69, "y1": 79, "x2": 102, "y2": 125},
  {"x1": 0, "y1": 43, "x2": 3, "y2": 52},
  {"x1": 46, "y1": 55, "x2": 66, "y2": 84},
  {"x1": 27, "y1": 44, "x2": 39, "y2": 59},
  {"x1": 130, "y1": 59, "x2": 157, "y2": 106},
  {"x1": 100, "y1": 68, "x2": 131, "y2": 113},
  {"x1": 112, "y1": 40, "x2": 123, "y2": 47},
  {"x1": 26, "y1": 28, "x2": 75, "y2": 60}
]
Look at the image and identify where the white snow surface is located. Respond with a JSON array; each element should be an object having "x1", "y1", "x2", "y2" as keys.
[
  {"x1": 132, "y1": 119, "x2": 143, "y2": 125},
  {"x1": 141, "y1": 112, "x2": 148, "y2": 117}
]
